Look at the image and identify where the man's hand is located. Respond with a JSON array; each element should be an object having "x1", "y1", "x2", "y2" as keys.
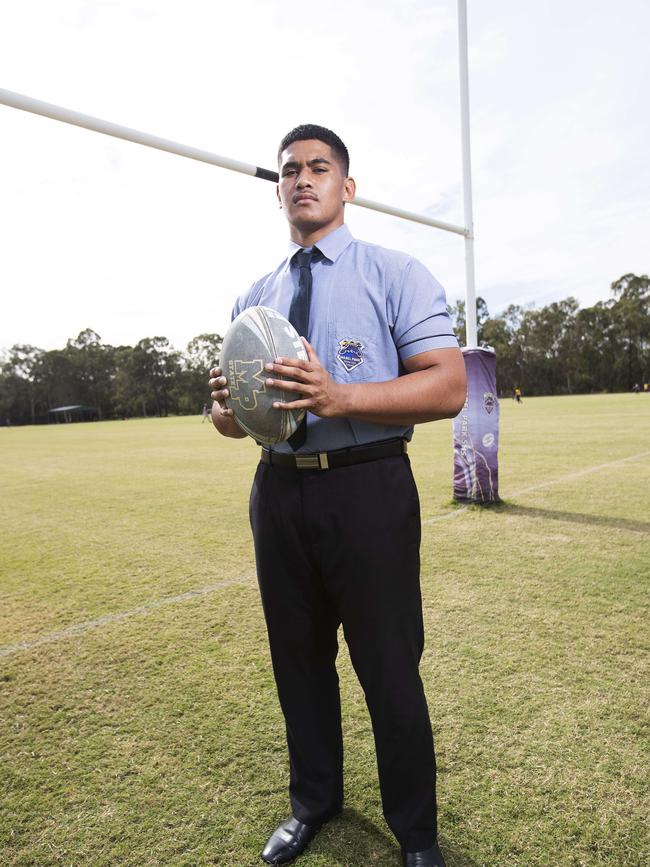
[
  {"x1": 264, "y1": 339, "x2": 344, "y2": 418},
  {"x1": 209, "y1": 366, "x2": 233, "y2": 417},
  {"x1": 208, "y1": 366, "x2": 247, "y2": 438}
]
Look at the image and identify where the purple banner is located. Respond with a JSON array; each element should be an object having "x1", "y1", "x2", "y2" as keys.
[{"x1": 453, "y1": 348, "x2": 500, "y2": 504}]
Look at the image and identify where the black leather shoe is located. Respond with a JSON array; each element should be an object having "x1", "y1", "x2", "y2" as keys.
[
  {"x1": 260, "y1": 816, "x2": 322, "y2": 864},
  {"x1": 402, "y1": 841, "x2": 447, "y2": 867}
]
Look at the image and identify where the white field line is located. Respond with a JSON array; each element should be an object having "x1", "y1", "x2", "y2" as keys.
[
  {"x1": 2, "y1": 449, "x2": 649, "y2": 658},
  {"x1": 0, "y1": 573, "x2": 256, "y2": 658},
  {"x1": 422, "y1": 448, "x2": 650, "y2": 525}
]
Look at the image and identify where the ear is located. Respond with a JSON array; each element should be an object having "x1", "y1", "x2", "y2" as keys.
[
  {"x1": 342, "y1": 176, "x2": 356, "y2": 204},
  {"x1": 276, "y1": 184, "x2": 282, "y2": 208}
]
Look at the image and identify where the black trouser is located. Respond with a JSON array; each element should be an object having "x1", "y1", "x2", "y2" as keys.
[{"x1": 249, "y1": 454, "x2": 438, "y2": 852}]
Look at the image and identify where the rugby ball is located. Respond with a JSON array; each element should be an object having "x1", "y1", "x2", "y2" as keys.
[{"x1": 220, "y1": 306, "x2": 308, "y2": 444}]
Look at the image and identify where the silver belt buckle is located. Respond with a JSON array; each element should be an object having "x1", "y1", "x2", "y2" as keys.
[
  {"x1": 295, "y1": 453, "x2": 329, "y2": 470},
  {"x1": 295, "y1": 454, "x2": 320, "y2": 470}
]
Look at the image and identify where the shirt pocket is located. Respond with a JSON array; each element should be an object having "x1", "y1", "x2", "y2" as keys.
[{"x1": 328, "y1": 322, "x2": 377, "y2": 383}]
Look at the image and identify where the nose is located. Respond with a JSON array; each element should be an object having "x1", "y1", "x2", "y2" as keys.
[{"x1": 296, "y1": 171, "x2": 312, "y2": 188}]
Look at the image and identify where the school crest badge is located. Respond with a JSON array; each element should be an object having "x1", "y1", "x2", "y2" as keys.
[
  {"x1": 337, "y1": 339, "x2": 365, "y2": 372},
  {"x1": 483, "y1": 392, "x2": 496, "y2": 414}
]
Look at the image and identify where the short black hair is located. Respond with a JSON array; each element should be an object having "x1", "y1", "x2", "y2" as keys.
[{"x1": 277, "y1": 124, "x2": 350, "y2": 176}]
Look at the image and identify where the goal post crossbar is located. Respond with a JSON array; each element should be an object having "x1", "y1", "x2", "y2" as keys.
[{"x1": 0, "y1": 88, "x2": 469, "y2": 239}]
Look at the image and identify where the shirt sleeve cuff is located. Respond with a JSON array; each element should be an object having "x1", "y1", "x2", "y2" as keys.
[{"x1": 398, "y1": 333, "x2": 460, "y2": 360}]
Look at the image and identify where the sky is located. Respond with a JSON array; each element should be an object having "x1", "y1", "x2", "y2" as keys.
[{"x1": 1, "y1": 0, "x2": 648, "y2": 353}]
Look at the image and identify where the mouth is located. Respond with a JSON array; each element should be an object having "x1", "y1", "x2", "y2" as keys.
[{"x1": 293, "y1": 194, "x2": 317, "y2": 204}]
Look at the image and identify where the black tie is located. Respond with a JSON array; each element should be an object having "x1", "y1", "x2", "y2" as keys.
[{"x1": 287, "y1": 247, "x2": 322, "y2": 450}]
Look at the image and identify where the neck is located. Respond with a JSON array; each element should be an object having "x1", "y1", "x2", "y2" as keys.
[{"x1": 289, "y1": 217, "x2": 344, "y2": 248}]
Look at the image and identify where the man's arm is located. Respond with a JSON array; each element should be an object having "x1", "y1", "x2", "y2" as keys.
[
  {"x1": 266, "y1": 340, "x2": 467, "y2": 426},
  {"x1": 333, "y1": 346, "x2": 467, "y2": 424}
]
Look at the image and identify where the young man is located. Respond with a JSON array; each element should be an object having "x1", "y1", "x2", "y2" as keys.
[{"x1": 209, "y1": 125, "x2": 466, "y2": 867}]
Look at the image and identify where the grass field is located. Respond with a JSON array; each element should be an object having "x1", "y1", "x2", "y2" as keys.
[{"x1": 1, "y1": 394, "x2": 649, "y2": 867}]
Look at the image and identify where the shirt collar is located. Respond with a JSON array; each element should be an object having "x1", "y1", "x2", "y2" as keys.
[{"x1": 287, "y1": 223, "x2": 354, "y2": 264}]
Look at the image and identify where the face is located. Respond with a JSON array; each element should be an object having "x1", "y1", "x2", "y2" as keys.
[{"x1": 277, "y1": 139, "x2": 355, "y2": 241}]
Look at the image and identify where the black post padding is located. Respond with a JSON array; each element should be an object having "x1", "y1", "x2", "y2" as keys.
[{"x1": 255, "y1": 166, "x2": 280, "y2": 183}]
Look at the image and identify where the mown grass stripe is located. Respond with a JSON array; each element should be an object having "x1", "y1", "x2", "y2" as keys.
[
  {"x1": 0, "y1": 573, "x2": 255, "y2": 657},
  {"x1": 3, "y1": 448, "x2": 647, "y2": 659}
]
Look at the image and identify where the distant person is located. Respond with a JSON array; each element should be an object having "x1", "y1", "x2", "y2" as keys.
[
  {"x1": 201, "y1": 403, "x2": 210, "y2": 422},
  {"x1": 644, "y1": 383, "x2": 649, "y2": 393},
  {"x1": 514, "y1": 387, "x2": 523, "y2": 404},
  {"x1": 632, "y1": 383, "x2": 641, "y2": 394}
]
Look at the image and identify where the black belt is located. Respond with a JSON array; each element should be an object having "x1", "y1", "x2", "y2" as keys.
[{"x1": 260, "y1": 438, "x2": 408, "y2": 471}]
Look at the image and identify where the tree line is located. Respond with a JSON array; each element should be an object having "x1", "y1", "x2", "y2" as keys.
[
  {"x1": 449, "y1": 273, "x2": 649, "y2": 396},
  {"x1": 0, "y1": 330, "x2": 223, "y2": 425},
  {"x1": 1, "y1": 273, "x2": 648, "y2": 425}
]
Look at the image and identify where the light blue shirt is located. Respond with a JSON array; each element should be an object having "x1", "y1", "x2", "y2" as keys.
[{"x1": 232, "y1": 224, "x2": 458, "y2": 453}]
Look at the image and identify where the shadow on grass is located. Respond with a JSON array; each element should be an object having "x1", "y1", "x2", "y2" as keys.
[
  {"x1": 494, "y1": 500, "x2": 650, "y2": 535},
  {"x1": 439, "y1": 838, "x2": 480, "y2": 867},
  {"x1": 312, "y1": 809, "x2": 396, "y2": 865},
  {"x1": 309, "y1": 809, "x2": 478, "y2": 866}
]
